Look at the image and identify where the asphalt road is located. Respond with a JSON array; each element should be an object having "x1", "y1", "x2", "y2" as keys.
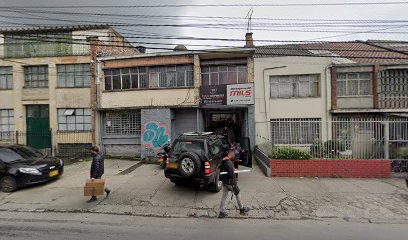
[{"x1": 0, "y1": 211, "x2": 407, "y2": 240}]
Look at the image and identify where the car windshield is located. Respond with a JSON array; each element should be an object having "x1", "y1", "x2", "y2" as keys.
[
  {"x1": 172, "y1": 140, "x2": 204, "y2": 156},
  {"x1": 0, "y1": 148, "x2": 26, "y2": 163},
  {"x1": 11, "y1": 146, "x2": 43, "y2": 159}
]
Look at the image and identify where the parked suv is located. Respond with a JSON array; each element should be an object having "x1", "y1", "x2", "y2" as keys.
[{"x1": 164, "y1": 132, "x2": 227, "y2": 192}]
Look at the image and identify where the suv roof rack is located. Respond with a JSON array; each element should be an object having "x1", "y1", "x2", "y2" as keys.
[{"x1": 182, "y1": 132, "x2": 213, "y2": 136}]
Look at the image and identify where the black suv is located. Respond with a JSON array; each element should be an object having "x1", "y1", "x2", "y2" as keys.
[{"x1": 164, "y1": 132, "x2": 228, "y2": 192}]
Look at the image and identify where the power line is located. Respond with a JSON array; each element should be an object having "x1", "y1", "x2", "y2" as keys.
[{"x1": 1, "y1": 2, "x2": 408, "y2": 8}]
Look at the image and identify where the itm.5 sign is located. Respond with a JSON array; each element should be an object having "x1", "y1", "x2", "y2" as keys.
[{"x1": 227, "y1": 83, "x2": 254, "y2": 105}]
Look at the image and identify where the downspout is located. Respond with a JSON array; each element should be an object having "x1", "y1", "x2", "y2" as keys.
[{"x1": 262, "y1": 66, "x2": 286, "y2": 142}]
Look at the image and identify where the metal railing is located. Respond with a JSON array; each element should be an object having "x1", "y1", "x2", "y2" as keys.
[
  {"x1": 265, "y1": 118, "x2": 408, "y2": 172},
  {"x1": 0, "y1": 130, "x2": 93, "y2": 159}
]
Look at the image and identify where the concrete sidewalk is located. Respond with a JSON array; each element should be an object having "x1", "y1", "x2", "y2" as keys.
[{"x1": 0, "y1": 160, "x2": 407, "y2": 223}]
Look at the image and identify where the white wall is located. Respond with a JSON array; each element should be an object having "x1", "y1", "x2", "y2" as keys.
[{"x1": 254, "y1": 56, "x2": 334, "y2": 145}]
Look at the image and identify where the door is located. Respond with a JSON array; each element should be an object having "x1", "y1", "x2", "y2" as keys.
[
  {"x1": 26, "y1": 105, "x2": 51, "y2": 149},
  {"x1": 174, "y1": 109, "x2": 198, "y2": 137}
]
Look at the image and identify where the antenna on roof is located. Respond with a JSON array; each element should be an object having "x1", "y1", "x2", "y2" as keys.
[{"x1": 246, "y1": 7, "x2": 253, "y2": 33}]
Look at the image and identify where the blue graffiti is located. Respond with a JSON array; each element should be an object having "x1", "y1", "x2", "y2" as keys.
[{"x1": 143, "y1": 122, "x2": 169, "y2": 149}]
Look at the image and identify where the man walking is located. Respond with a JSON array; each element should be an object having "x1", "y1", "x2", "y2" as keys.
[
  {"x1": 87, "y1": 146, "x2": 111, "y2": 203},
  {"x1": 218, "y1": 150, "x2": 249, "y2": 218}
]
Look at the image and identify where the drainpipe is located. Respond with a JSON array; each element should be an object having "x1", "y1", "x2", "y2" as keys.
[{"x1": 262, "y1": 66, "x2": 286, "y2": 142}]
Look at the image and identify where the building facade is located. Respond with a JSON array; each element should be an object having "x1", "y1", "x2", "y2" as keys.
[
  {"x1": 95, "y1": 47, "x2": 255, "y2": 158},
  {"x1": 0, "y1": 25, "x2": 138, "y2": 156}
]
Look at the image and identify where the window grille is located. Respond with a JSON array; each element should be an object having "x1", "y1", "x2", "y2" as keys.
[
  {"x1": 58, "y1": 108, "x2": 92, "y2": 131},
  {"x1": 104, "y1": 111, "x2": 141, "y2": 135},
  {"x1": 270, "y1": 74, "x2": 320, "y2": 98},
  {"x1": 270, "y1": 118, "x2": 321, "y2": 144},
  {"x1": 0, "y1": 67, "x2": 12, "y2": 90},
  {"x1": 379, "y1": 69, "x2": 408, "y2": 108},
  {"x1": 57, "y1": 64, "x2": 90, "y2": 87},
  {"x1": 336, "y1": 72, "x2": 372, "y2": 96},
  {"x1": 24, "y1": 65, "x2": 48, "y2": 88}
]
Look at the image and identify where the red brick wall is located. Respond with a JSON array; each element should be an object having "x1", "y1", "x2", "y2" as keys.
[{"x1": 270, "y1": 159, "x2": 391, "y2": 178}]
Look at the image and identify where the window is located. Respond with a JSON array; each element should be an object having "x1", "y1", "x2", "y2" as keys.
[
  {"x1": 4, "y1": 33, "x2": 73, "y2": 58},
  {"x1": 270, "y1": 118, "x2": 321, "y2": 144},
  {"x1": 172, "y1": 140, "x2": 204, "y2": 156},
  {"x1": 104, "y1": 65, "x2": 193, "y2": 91},
  {"x1": 201, "y1": 65, "x2": 247, "y2": 86},
  {"x1": 104, "y1": 111, "x2": 141, "y2": 135},
  {"x1": 0, "y1": 67, "x2": 13, "y2": 90},
  {"x1": 57, "y1": 64, "x2": 91, "y2": 87},
  {"x1": 58, "y1": 108, "x2": 91, "y2": 131},
  {"x1": 0, "y1": 109, "x2": 15, "y2": 140},
  {"x1": 270, "y1": 74, "x2": 320, "y2": 98},
  {"x1": 24, "y1": 65, "x2": 48, "y2": 88},
  {"x1": 337, "y1": 72, "x2": 372, "y2": 96}
]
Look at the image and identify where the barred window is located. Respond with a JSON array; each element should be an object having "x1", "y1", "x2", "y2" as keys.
[
  {"x1": 337, "y1": 72, "x2": 372, "y2": 96},
  {"x1": 270, "y1": 74, "x2": 320, "y2": 98},
  {"x1": 104, "y1": 111, "x2": 141, "y2": 135},
  {"x1": 201, "y1": 65, "x2": 247, "y2": 86},
  {"x1": 58, "y1": 108, "x2": 91, "y2": 131},
  {"x1": 24, "y1": 65, "x2": 48, "y2": 88},
  {"x1": 104, "y1": 65, "x2": 192, "y2": 91},
  {"x1": 0, "y1": 67, "x2": 13, "y2": 90},
  {"x1": 57, "y1": 64, "x2": 90, "y2": 87},
  {"x1": 270, "y1": 118, "x2": 321, "y2": 144},
  {"x1": 0, "y1": 109, "x2": 15, "y2": 140}
]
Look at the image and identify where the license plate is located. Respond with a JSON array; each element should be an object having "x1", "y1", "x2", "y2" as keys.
[
  {"x1": 167, "y1": 163, "x2": 178, "y2": 169},
  {"x1": 49, "y1": 170, "x2": 59, "y2": 177}
]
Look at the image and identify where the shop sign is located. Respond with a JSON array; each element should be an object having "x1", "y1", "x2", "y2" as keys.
[
  {"x1": 199, "y1": 85, "x2": 227, "y2": 106},
  {"x1": 226, "y1": 83, "x2": 254, "y2": 105}
]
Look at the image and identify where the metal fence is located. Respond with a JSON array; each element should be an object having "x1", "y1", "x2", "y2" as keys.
[
  {"x1": 267, "y1": 118, "x2": 408, "y2": 172},
  {"x1": 0, "y1": 130, "x2": 93, "y2": 159}
]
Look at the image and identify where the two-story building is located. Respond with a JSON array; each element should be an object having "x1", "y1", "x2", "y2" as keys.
[
  {"x1": 95, "y1": 39, "x2": 255, "y2": 158},
  {"x1": 0, "y1": 25, "x2": 138, "y2": 156},
  {"x1": 254, "y1": 41, "x2": 408, "y2": 160}
]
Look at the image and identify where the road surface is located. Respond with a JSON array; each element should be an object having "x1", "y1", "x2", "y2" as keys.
[{"x1": 0, "y1": 211, "x2": 407, "y2": 240}]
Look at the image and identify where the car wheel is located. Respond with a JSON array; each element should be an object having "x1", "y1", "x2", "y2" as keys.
[
  {"x1": 0, "y1": 176, "x2": 18, "y2": 192},
  {"x1": 178, "y1": 152, "x2": 201, "y2": 177},
  {"x1": 208, "y1": 171, "x2": 223, "y2": 192}
]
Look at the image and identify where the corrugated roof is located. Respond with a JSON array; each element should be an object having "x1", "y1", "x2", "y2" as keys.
[
  {"x1": 255, "y1": 41, "x2": 408, "y2": 63},
  {"x1": 0, "y1": 24, "x2": 111, "y2": 34},
  {"x1": 255, "y1": 44, "x2": 313, "y2": 58}
]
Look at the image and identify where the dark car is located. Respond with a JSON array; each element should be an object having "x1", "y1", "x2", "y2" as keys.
[
  {"x1": 0, "y1": 145, "x2": 64, "y2": 192},
  {"x1": 164, "y1": 132, "x2": 227, "y2": 192}
]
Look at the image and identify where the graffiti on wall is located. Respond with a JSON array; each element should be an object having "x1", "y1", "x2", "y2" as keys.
[{"x1": 143, "y1": 121, "x2": 170, "y2": 149}]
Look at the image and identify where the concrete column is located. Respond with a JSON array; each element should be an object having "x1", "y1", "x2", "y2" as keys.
[
  {"x1": 48, "y1": 62, "x2": 58, "y2": 154},
  {"x1": 193, "y1": 55, "x2": 201, "y2": 105}
]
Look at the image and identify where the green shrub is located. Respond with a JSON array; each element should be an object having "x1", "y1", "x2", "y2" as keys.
[
  {"x1": 310, "y1": 140, "x2": 345, "y2": 159},
  {"x1": 270, "y1": 147, "x2": 311, "y2": 160},
  {"x1": 397, "y1": 146, "x2": 408, "y2": 159}
]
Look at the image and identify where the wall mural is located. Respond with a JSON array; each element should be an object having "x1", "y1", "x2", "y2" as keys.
[{"x1": 143, "y1": 121, "x2": 170, "y2": 150}]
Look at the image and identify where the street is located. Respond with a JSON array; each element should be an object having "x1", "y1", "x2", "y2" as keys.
[{"x1": 0, "y1": 211, "x2": 407, "y2": 240}]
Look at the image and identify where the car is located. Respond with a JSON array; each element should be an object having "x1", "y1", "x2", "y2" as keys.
[
  {"x1": 164, "y1": 132, "x2": 227, "y2": 192},
  {"x1": 0, "y1": 145, "x2": 64, "y2": 192}
]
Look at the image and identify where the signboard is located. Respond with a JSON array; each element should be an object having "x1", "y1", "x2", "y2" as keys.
[
  {"x1": 200, "y1": 85, "x2": 227, "y2": 106},
  {"x1": 227, "y1": 83, "x2": 254, "y2": 105}
]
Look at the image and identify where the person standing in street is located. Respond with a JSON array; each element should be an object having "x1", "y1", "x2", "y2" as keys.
[
  {"x1": 218, "y1": 150, "x2": 249, "y2": 218},
  {"x1": 87, "y1": 146, "x2": 111, "y2": 203}
]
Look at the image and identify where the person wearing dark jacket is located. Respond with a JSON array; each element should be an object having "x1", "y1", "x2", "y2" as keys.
[
  {"x1": 218, "y1": 151, "x2": 249, "y2": 218},
  {"x1": 87, "y1": 146, "x2": 111, "y2": 203}
]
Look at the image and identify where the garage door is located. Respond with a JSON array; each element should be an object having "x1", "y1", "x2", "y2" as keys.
[{"x1": 174, "y1": 109, "x2": 197, "y2": 137}]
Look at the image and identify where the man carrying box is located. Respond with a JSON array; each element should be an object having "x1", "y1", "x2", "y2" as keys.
[{"x1": 86, "y1": 146, "x2": 111, "y2": 203}]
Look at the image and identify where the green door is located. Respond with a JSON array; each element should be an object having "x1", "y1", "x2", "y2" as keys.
[{"x1": 26, "y1": 105, "x2": 51, "y2": 149}]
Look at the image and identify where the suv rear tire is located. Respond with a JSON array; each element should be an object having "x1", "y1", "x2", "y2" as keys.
[
  {"x1": 208, "y1": 170, "x2": 223, "y2": 192},
  {"x1": 178, "y1": 152, "x2": 201, "y2": 177}
]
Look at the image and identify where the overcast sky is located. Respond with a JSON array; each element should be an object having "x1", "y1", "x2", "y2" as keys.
[{"x1": 1, "y1": 0, "x2": 407, "y2": 52}]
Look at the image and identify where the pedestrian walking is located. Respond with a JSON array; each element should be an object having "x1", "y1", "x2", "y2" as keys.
[
  {"x1": 87, "y1": 146, "x2": 111, "y2": 203},
  {"x1": 218, "y1": 150, "x2": 249, "y2": 218}
]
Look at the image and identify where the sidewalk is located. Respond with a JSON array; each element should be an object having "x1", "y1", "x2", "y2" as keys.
[{"x1": 0, "y1": 160, "x2": 407, "y2": 223}]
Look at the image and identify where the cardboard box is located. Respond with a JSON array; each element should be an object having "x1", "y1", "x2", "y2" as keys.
[{"x1": 84, "y1": 179, "x2": 105, "y2": 196}]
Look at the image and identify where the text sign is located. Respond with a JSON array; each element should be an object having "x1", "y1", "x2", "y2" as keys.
[
  {"x1": 200, "y1": 85, "x2": 227, "y2": 106},
  {"x1": 227, "y1": 83, "x2": 254, "y2": 105}
]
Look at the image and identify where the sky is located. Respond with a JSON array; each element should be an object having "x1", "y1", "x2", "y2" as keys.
[{"x1": 0, "y1": 0, "x2": 407, "y2": 52}]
